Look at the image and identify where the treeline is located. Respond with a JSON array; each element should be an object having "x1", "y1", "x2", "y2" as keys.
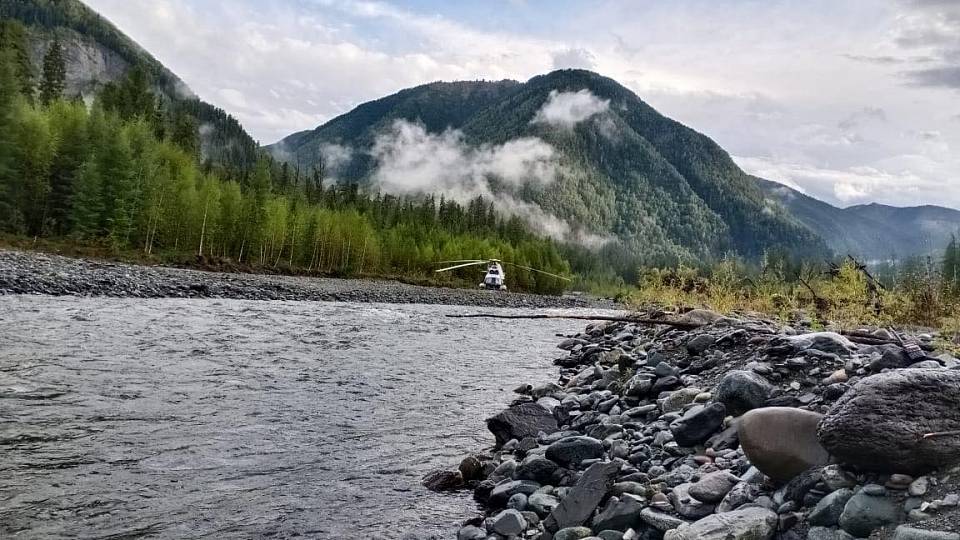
[{"x1": 0, "y1": 47, "x2": 570, "y2": 294}]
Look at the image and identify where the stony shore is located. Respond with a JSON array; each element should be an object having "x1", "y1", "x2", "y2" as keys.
[
  {"x1": 0, "y1": 249, "x2": 612, "y2": 309},
  {"x1": 429, "y1": 309, "x2": 960, "y2": 540}
]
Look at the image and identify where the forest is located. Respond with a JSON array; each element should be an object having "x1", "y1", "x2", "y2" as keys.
[{"x1": 0, "y1": 23, "x2": 571, "y2": 294}]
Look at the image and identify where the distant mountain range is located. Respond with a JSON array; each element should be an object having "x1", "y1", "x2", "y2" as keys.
[
  {"x1": 7, "y1": 1, "x2": 958, "y2": 262},
  {"x1": 270, "y1": 70, "x2": 960, "y2": 261}
]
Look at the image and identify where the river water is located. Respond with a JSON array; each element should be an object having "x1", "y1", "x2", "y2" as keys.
[{"x1": 0, "y1": 296, "x2": 600, "y2": 539}]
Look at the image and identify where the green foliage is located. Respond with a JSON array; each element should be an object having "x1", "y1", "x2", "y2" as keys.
[
  {"x1": 1, "y1": 95, "x2": 571, "y2": 294},
  {"x1": 0, "y1": 19, "x2": 35, "y2": 101},
  {"x1": 38, "y1": 39, "x2": 65, "y2": 105}
]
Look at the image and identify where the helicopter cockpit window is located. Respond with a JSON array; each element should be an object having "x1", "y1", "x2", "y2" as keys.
[{"x1": 489, "y1": 268, "x2": 499, "y2": 274}]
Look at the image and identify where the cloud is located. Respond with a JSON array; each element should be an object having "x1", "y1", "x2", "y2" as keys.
[
  {"x1": 838, "y1": 106, "x2": 887, "y2": 131},
  {"x1": 893, "y1": 0, "x2": 960, "y2": 89},
  {"x1": 319, "y1": 142, "x2": 353, "y2": 173},
  {"x1": 532, "y1": 89, "x2": 610, "y2": 128},
  {"x1": 370, "y1": 119, "x2": 607, "y2": 246},
  {"x1": 551, "y1": 48, "x2": 596, "y2": 70}
]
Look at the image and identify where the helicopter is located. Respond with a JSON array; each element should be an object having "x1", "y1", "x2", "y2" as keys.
[{"x1": 434, "y1": 259, "x2": 571, "y2": 291}]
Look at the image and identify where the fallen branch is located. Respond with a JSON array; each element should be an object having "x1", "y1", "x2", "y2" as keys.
[
  {"x1": 445, "y1": 313, "x2": 705, "y2": 329},
  {"x1": 923, "y1": 430, "x2": 960, "y2": 440}
]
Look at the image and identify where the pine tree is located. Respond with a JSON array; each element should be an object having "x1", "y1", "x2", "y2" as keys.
[
  {"x1": 0, "y1": 50, "x2": 20, "y2": 231},
  {"x1": 39, "y1": 40, "x2": 66, "y2": 105},
  {"x1": 0, "y1": 20, "x2": 34, "y2": 101},
  {"x1": 944, "y1": 234, "x2": 960, "y2": 296}
]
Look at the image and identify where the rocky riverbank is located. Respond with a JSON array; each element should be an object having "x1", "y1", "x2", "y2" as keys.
[
  {"x1": 430, "y1": 309, "x2": 960, "y2": 540},
  {"x1": 0, "y1": 249, "x2": 611, "y2": 308}
]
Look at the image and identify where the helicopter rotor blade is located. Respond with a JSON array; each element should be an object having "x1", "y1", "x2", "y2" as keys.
[
  {"x1": 434, "y1": 259, "x2": 488, "y2": 264},
  {"x1": 435, "y1": 261, "x2": 490, "y2": 273},
  {"x1": 502, "y1": 262, "x2": 573, "y2": 281}
]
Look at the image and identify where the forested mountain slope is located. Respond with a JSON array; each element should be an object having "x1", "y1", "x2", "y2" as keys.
[
  {"x1": 757, "y1": 178, "x2": 960, "y2": 260},
  {"x1": 270, "y1": 69, "x2": 830, "y2": 265},
  {"x1": 0, "y1": 0, "x2": 260, "y2": 174}
]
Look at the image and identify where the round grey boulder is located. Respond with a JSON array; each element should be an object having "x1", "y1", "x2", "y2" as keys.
[
  {"x1": 546, "y1": 436, "x2": 604, "y2": 466},
  {"x1": 738, "y1": 407, "x2": 830, "y2": 483}
]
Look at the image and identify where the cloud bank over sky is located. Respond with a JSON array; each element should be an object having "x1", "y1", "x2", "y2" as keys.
[{"x1": 85, "y1": 0, "x2": 960, "y2": 209}]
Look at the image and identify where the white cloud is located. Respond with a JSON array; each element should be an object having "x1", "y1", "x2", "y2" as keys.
[
  {"x1": 82, "y1": 0, "x2": 960, "y2": 209},
  {"x1": 319, "y1": 143, "x2": 353, "y2": 173},
  {"x1": 532, "y1": 89, "x2": 610, "y2": 128}
]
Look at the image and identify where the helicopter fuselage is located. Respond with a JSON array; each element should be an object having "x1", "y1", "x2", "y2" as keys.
[{"x1": 479, "y1": 262, "x2": 507, "y2": 290}]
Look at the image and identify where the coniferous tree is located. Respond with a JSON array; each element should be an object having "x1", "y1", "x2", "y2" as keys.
[
  {"x1": 0, "y1": 50, "x2": 20, "y2": 230},
  {"x1": 944, "y1": 234, "x2": 960, "y2": 296},
  {"x1": 0, "y1": 20, "x2": 34, "y2": 101},
  {"x1": 39, "y1": 39, "x2": 66, "y2": 105}
]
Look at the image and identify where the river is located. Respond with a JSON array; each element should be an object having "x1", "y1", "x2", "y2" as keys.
[{"x1": 0, "y1": 295, "x2": 604, "y2": 539}]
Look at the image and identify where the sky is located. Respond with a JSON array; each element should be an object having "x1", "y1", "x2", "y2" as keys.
[{"x1": 83, "y1": 0, "x2": 960, "y2": 209}]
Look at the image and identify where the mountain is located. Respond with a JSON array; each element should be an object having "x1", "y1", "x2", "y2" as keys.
[
  {"x1": 1, "y1": 0, "x2": 261, "y2": 173},
  {"x1": 757, "y1": 178, "x2": 960, "y2": 260},
  {"x1": 270, "y1": 70, "x2": 830, "y2": 265}
]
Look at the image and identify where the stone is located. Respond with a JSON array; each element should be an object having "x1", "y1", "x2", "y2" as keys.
[
  {"x1": 663, "y1": 507, "x2": 778, "y2": 540},
  {"x1": 738, "y1": 407, "x2": 830, "y2": 482},
  {"x1": 421, "y1": 469, "x2": 463, "y2": 491},
  {"x1": 671, "y1": 483, "x2": 715, "y2": 520},
  {"x1": 808, "y1": 488, "x2": 854, "y2": 527},
  {"x1": 544, "y1": 461, "x2": 620, "y2": 533},
  {"x1": 869, "y1": 347, "x2": 912, "y2": 372},
  {"x1": 546, "y1": 437, "x2": 605, "y2": 467},
  {"x1": 676, "y1": 309, "x2": 726, "y2": 326},
  {"x1": 716, "y1": 481, "x2": 759, "y2": 513},
  {"x1": 554, "y1": 527, "x2": 595, "y2": 540},
  {"x1": 592, "y1": 494, "x2": 645, "y2": 532},
  {"x1": 459, "y1": 456, "x2": 483, "y2": 481},
  {"x1": 687, "y1": 334, "x2": 716, "y2": 355},
  {"x1": 491, "y1": 509, "x2": 527, "y2": 535},
  {"x1": 487, "y1": 402, "x2": 559, "y2": 447},
  {"x1": 838, "y1": 490, "x2": 902, "y2": 537},
  {"x1": 457, "y1": 525, "x2": 487, "y2": 540},
  {"x1": 688, "y1": 470, "x2": 740, "y2": 503},
  {"x1": 489, "y1": 480, "x2": 541, "y2": 508},
  {"x1": 893, "y1": 526, "x2": 960, "y2": 540},
  {"x1": 528, "y1": 492, "x2": 561, "y2": 517},
  {"x1": 787, "y1": 332, "x2": 857, "y2": 356},
  {"x1": 598, "y1": 531, "x2": 625, "y2": 540},
  {"x1": 715, "y1": 370, "x2": 775, "y2": 416},
  {"x1": 806, "y1": 527, "x2": 856, "y2": 540},
  {"x1": 640, "y1": 507, "x2": 688, "y2": 531},
  {"x1": 818, "y1": 369, "x2": 960, "y2": 474},
  {"x1": 661, "y1": 387, "x2": 703, "y2": 414},
  {"x1": 516, "y1": 455, "x2": 560, "y2": 484},
  {"x1": 909, "y1": 477, "x2": 930, "y2": 497},
  {"x1": 508, "y1": 493, "x2": 528, "y2": 511},
  {"x1": 669, "y1": 403, "x2": 726, "y2": 447}
]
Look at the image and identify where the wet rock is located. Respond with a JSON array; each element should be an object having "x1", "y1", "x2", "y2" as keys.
[
  {"x1": 818, "y1": 369, "x2": 960, "y2": 474},
  {"x1": 715, "y1": 370, "x2": 775, "y2": 416},
  {"x1": 459, "y1": 456, "x2": 483, "y2": 482},
  {"x1": 808, "y1": 488, "x2": 854, "y2": 527},
  {"x1": 554, "y1": 526, "x2": 594, "y2": 540},
  {"x1": 671, "y1": 482, "x2": 715, "y2": 520},
  {"x1": 716, "y1": 481, "x2": 759, "y2": 513},
  {"x1": 806, "y1": 527, "x2": 855, "y2": 540},
  {"x1": 738, "y1": 407, "x2": 830, "y2": 482},
  {"x1": 422, "y1": 469, "x2": 463, "y2": 491},
  {"x1": 489, "y1": 480, "x2": 541, "y2": 508},
  {"x1": 639, "y1": 508, "x2": 688, "y2": 531},
  {"x1": 592, "y1": 494, "x2": 645, "y2": 532},
  {"x1": 528, "y1": 492, "x2": 561, "y2": 517},
  {"x1": 516, "y1": 455, "x2": 560, "y2": 484},
  {"x1": 507, "y1": 493, "x2": 528, "y2": 511},
  {"x1": 663, "y1": 506, "x2": 778, "y2": 540},
  {"x1": 487, "y1": 402, "x2": 559, "y2": 447},
  {"x1": 490, "y1": 509, "x2": 527, "y2": 535},
  {"x1": 688, "y1": 470, "x2": 740, "y2": 503},
  {"x1": 669, "y1": 403, "x2": 726, "y2": 447},
  {"x1": 457, "y1": 525, "x2": 487, "y2": 540},
  {"x1": 544, "y1": 461, "x2": 619, "y2": 533},
  {"x1": 546, "y1": 436, "x2": 605, "y2": 467},
  {"x1": 838, "y1": 490, "x2": 902, "y2": 537}
]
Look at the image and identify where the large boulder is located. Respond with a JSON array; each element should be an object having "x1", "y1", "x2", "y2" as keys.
[
  {"x1": 669, "y1": 403, "x2": 726, "y2": 447},
  {"x1": 486, "y1": 402, "x2": 559, "y2": 447},
  {"x1": 515, "y1": 455, "x2": 560, "y2": 484},
  {"x1": 838, "y1": 490, "x2": 902, "y2": 537},
  {"x1": 546, "y1": 436, "x2": 605, "y2": 467},
  {"x1": 738, "y1": 407, "x2": 831, "y2": 482},
  {"x1": 544, "y1": 461, "x2": 620, "y2": 533},
  {"x1": 663, "y1": 506, "x2": 777, "y2": 540},
  {"x1": 787, "y1": 332, "x2": 857, "y2": 356},
  {"x1": 818, "y1": 369, "x2": 960, "y2": 474},
  {"x1": 715, "y1": 371, "x2": 775, "y2": 416}
]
